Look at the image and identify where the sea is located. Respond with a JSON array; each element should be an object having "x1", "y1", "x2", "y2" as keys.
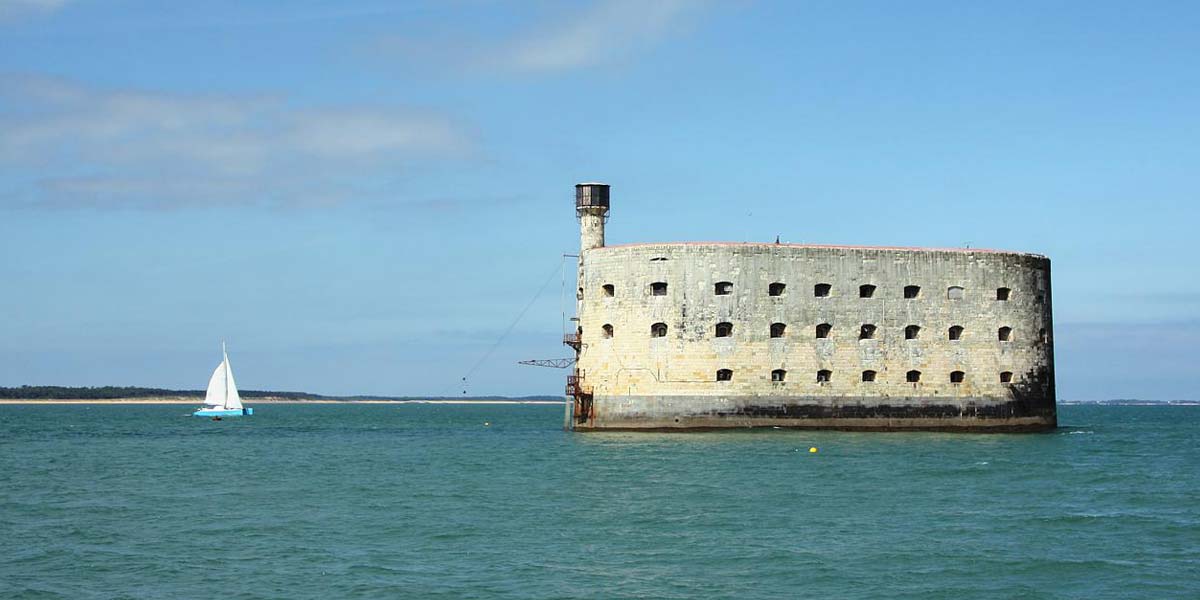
[{"x1": 1, "y1": 403, "x2": 1196, "y2": 599}]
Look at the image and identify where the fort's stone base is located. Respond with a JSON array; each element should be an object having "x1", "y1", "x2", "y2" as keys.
[{"x1": 575, "y1": 395, "x2": 1057, "y2": 432}]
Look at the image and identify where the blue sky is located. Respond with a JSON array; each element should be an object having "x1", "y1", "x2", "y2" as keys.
[{"x1": 1, "y1": 1, "x2": 1197, "y2": 399}]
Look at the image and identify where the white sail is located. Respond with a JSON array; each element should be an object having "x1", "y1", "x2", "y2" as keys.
[
  {"x1": 222, "y1": 355, "x2": 243, "y2": 410},
  {"x1": 202, "y1": 350, "x2": 243, "y2": 410},
  {"x1": 203, "y1": 361, "x2": 227, "y2": 408}
]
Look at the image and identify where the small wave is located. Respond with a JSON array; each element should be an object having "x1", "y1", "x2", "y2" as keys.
[
  {"x1": 975, "y1": 461, "x2": 989, "y2": 465},
  {"x1": 1067, "y1": 430, "x2": 1093, "y2": 435}
]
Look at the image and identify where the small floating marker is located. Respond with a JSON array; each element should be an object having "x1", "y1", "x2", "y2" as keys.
[
  {"x1": 484, "y1": 422, "x2": 491, "y2": 426},
  {"x1": 809, "y1": 447, "x2": 818, "y2": 453}
]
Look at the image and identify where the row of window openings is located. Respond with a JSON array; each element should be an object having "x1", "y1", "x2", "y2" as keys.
[
  {"x1": 722, "y1": 369, "x2": 1015, "y2": 383},
  {"x1": 621, "y1": 323, "x2": 1041, "y2": 342},
  {"x1": 612, "y1": 282, "x2": 1017, "y2": 301}
]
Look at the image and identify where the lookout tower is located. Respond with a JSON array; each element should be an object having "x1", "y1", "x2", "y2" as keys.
[{"x1": 575, "y1": 182, "x2": 610, "y2": 252}]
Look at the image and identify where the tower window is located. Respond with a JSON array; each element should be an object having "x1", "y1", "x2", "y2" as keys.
[
  {"x1": 950, "y1": 371, "x2": 965, "y2": 383},
  {"x1": 905, "y1": 325, "x2": 921, "y2": 340},
  {"x1": 715, "y1": 281, "x2": 733, "y2": 296},
  {"x1": 949, "y1": 325, "x2": 964, "y2": 341},
  {"x1": 716, "y1": 369, "x2": 733, "y2": 382},
  {"x1": 996, "y1": 287, "x2": 1011, "y2": 301},
  {"x1": 1000, "y1": 371, "x2": 1014, "y2": 383},
  {"x1": 771, "y1": 369, "x2": 786, "y2": 382},
  {"x1": 1040, "y1": 328, "x2": 1049, "y2": 344},
  {"x1": 814, "y1": 283, "x2": 831, "y2": 297},
  {"x1": 650, "y1": 322, "x2": 667, "y2": 337},
  {"x1": 769, "y1": 282, "x2": 786, "y2": 296},
  {"x1": 770, "y1": 323, "x2": 786, "y2": 338},
  {"x1": 859, "y1": 324, "x2": 876, "y2": 340},
  {"x1": 715, "y1": 322, "x2": 733, "y2": 338},
  {"x1": 904, "y1": 285, "x2": 921, "y2": 299},
  {"x1": 816, "y1": 369, "x2": 832, "y2": 383},
  {"x1": 859, "y1": 284, "x2": 876, "y2": 298},
  {"x1": 906, "y1": 370, "x2": 922, "y2": 383},
  {"x1": 602, "y1": 284, "x2": 614, "y2": 297},
  {"x1": 602, "y1": 324, "x2": 613, "y2": 338},
  {"x1": 998, "y1": 326, "x2": 1012, "y2": 341},
  {"x1": 947, "y1": 286, "x2": 965, "y2": 300},
  {"x1": 862, "y1": 370, "x2": 877, "y2": 382},
  {"x1": 651, "y1": 282, "x2": 667, "y2": 296},
  {"x1": 816, "y1": 323, "x2": 832, "y2": 339}
]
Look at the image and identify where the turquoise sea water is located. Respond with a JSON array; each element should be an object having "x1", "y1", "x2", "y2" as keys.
[{"x1": 1, "y1": 404, "x2": 1197, "y2": 599}]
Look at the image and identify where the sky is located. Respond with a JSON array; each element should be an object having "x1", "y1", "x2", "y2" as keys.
[{"x1": 1, "y1": 0, "x2": 1197, "y2": 400}]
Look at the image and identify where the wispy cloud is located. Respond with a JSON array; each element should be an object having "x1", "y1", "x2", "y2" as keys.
[
  {"x1": 0, "y1": 0, "x2": 70, "y2": 21},
  {"x1": 498, "y1": 0, "x2": 703, "y2": 72},
  {"x1": 0, "y1": 75, "x2": 474, "y2": 209},
  {"x1": 1055, "y1": 320, "x2": 1199, "y2": 401},
  {"x1": 376, "y1": 0, "x2": 712, "y2": 75}
]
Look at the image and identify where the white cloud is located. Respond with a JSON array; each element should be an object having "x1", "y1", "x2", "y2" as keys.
[
  {"x1": 375, "y1": 0, "x2": 712, "y2": 75},
  {"x1": 0, "y1": 75, "x2": 474, "y2": 209},
  {"x1": 0, "y1": 0, "x2": 70, "y2": 21},
  {"x1": 499, "y1": 0, "x2": 702, "y2": 72},
  {"x1": 284, "y1": 110, "x2": 464, "y2": 159}
]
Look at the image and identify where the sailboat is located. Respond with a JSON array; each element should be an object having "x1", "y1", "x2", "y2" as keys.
[{"x1": 192, "y1": 343, "x2": 253, "y2": 417}]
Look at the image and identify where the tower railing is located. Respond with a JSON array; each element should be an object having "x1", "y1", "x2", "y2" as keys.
[{"x1": 575, "y1": 183, "x2": 611, "y2": 221}]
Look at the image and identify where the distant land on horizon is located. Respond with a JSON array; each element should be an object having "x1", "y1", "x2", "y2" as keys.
[
  {"x1": 0, "y1": 386, "x2": 1195, "y2": 405},
  {"x1": 0, "y1": 386, "x2": 563, "y2": 402},
  {"x1": 1057, "y1": 399, "x2": 1199, "y2": 406}
]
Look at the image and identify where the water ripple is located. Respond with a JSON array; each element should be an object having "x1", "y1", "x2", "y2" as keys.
[{"x1": 0, "y1": 404, "x2": 1197, "y2": 599}]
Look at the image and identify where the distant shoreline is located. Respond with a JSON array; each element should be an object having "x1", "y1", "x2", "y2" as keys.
[
  {"x1": 7, "y1": 387, "x2": 1188, "y2": 406},
  {"x1": 0, "y1": 397, "x2": 565, "y2": 405},
  {"x1": 4, "y1": 398, "x2": 1195, "y2": 408}
]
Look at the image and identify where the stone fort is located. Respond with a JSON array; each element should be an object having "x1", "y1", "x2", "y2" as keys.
[{"x1": 566, "y1": 183, "x2": 1056, "y2": 431}]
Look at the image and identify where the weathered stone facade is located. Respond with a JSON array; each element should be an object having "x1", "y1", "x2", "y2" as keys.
[{"x1": 568, "y1": 184, "x2": 1056, "y2": 431}]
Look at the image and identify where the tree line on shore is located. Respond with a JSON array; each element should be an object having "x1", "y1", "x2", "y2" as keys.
[
  {"x1": 0, "y1": 386, "x2": 320, "y2": 400},
  {"x1": 0, "y1": 386, "x2": 562, "y2": 402}
]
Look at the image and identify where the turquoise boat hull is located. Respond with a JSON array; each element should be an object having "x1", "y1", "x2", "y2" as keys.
[{"x1": 193, "y1": 408, "x2": 253, "y2": 417}]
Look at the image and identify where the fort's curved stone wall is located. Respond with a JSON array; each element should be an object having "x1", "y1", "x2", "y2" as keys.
[{"x1": 574, "y1": 242, "x2": 1056, "y2": 431}]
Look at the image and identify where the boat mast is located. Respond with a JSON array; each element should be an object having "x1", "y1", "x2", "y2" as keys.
[{"x1": 222, "y1": 341, "x2": 229, "y2": 409}]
